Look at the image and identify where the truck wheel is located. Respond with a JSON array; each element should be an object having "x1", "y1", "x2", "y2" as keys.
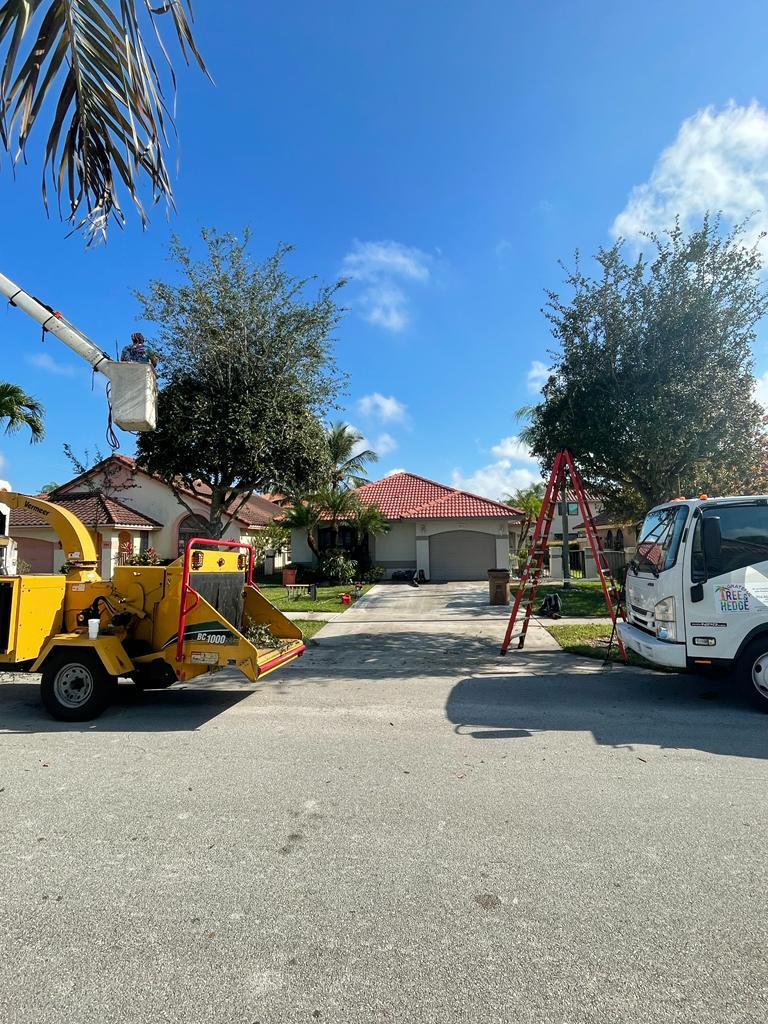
[
  {"x1": 736, "y1": 638, "x2": 768, "y2": 712},
  {"x1": 40, "y1": 652, "x2": 113, "y2": 722}
]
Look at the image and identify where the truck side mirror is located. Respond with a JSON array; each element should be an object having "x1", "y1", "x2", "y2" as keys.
[{"x1": 702, "y1": 516, "x2": 722, "y2": 578}]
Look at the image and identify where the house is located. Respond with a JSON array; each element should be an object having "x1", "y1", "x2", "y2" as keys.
[
  {"x1": 290, "y1": 471, "x2": 524, "y2": 581},
  {"x1": 10, "y1": 455, "x2": 286, "y2": 577},
  {"x1": 546, "y1": 490, "x2": 638, "y2": 580}
]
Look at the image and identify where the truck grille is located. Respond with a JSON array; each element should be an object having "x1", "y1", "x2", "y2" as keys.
[{"x1": 629, "y1": 603, "x2": 655, "y2": 635}]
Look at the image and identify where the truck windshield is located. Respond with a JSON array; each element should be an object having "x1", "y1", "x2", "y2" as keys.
[{"x1": 633, "y1": 505, "x2": 689, "y2": 574}]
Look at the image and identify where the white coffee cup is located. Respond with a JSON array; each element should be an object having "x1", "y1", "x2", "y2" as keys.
[{"x1": 88, "y1": 618, "x2": 100, "y2": 640}]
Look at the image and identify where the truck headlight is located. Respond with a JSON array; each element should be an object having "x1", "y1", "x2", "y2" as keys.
[{"x1": 655, "y1": 596, "x2": 676, "y2": 642}]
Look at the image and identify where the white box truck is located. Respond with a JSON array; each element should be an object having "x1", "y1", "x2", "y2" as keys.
[{"x1": 617, "y1": 496, "x2": 768, "y2": 709}]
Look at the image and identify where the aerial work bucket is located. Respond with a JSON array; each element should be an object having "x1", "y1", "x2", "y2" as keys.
[{"x1": 103, "y1": 361, "x2": 157, "y2": 432}]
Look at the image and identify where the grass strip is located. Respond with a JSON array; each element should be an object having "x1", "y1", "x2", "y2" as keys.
[{"x1": 546, "y1": 622, "x2": 672, "y2": 671}]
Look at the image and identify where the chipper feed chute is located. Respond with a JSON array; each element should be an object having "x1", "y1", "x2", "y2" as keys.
[{"x1": 119, "y1": 538, "x2": 305, "y2": 684}]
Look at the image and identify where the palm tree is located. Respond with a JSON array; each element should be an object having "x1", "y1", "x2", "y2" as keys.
[
  {"x1": 316, "y1": 487, "x2": 360, "y2": 548},
  {"x1": 348, "y1": 501, "x2": 390, "y2": 570},
  {"x1": 281, "y1": 498, "x2": 323, "y2": 561},
  {"x1": 506, "y1": 481, "x2": 546, "y2": 552},
  {"x1": 0, "y1": 2, "x2": 207, "y2": 242},
  {"x1": 0, "y1": 383, "x2": 44, "y2": 442},
  {"x1": 326, "y1": 422, "x2": 378, "y2": 491}
]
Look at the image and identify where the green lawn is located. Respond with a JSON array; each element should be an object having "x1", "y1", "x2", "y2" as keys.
[
  {"x1": 546, "y1": 622, "x2": 668, "y2": 671},
  {"x1": 516, "y1": 581, "x2": 613, "y2": 618},
  {"x1": 294, "y1": 619, "x2": 329, "y2": 640},
  {"x1": 260, "y1": 583, "x2": 373, "y2": 613}
]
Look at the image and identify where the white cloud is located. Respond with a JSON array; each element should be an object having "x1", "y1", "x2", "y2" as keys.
[
  {"x1": 374, "y1": 432, "x2": 397, "y2": 456},
  {"x1": 357, "y1": 392, "x2": 407, "y2": 423},
  {"x1": 452, "y1": 435, "x2": 543, "y2": 501},
  {"x1": 346, "y1": 424, "x2": 396, "y2": 460},
  {"x1": 342, "y1": 240, "x2": 431, "y2": 283},
  {"x1": 28, "y1": 352, "x2": 76, "y2": 377},
  {"x1": 754, "y1": 370, "x2": 768, "y2": 409},
  {"x1": 527, "y1": 360, "x2": 549, "y2": 393},
  {"x1": 451, "y1": 463, "x2": 539, "y2": 502},
  {"x1": 385, "y1": 467, "x2": 405, "y2": 476},
  {"x1": 342, "y1": 240, "x2": 432, "y2": 332},
  {"x1": 490, "y1": 435, "x2": 534, "y2": 461},
  {"x1": 613, "y1": 102, "x2": 768, "y2": 250}
]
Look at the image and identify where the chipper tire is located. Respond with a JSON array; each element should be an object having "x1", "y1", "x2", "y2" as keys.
[{"x1": 40, "y1": 651, "x2": 114, "y2": 722}]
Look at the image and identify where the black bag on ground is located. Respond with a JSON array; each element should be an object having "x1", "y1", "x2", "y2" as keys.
[{"x1": 537, "y1": 593, "x2": 562, "y2": 618}]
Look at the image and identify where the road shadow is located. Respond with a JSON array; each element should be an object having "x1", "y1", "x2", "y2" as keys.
[
  {"x1": 445, "y1": 661, "x2": 768, "y2": 760},
  {"x1": 0, "y1": 676, "x2": 257, "y2": 734}
]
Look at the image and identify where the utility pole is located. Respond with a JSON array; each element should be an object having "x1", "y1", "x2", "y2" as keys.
[{"x1": 561, "y1": 476, "x2": 572, "y2": 590}]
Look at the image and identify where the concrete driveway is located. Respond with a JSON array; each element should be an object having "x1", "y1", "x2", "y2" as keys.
[{"x1": 1, "y1": 582, "x2": 767, "y2": 1024}]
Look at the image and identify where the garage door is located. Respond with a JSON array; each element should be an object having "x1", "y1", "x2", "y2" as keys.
[{"x1": 429, "y1": 530, "x2": 496, "y2": 581}]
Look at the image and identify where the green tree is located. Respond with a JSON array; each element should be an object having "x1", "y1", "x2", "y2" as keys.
[
  {"x1": 326, "y1": 422, "x2": 378, "y2": 491},
  {"x1": 251, "y1": 521, "x2": 292, "y2": 559},
  {"x1": 506, "y1": 481, "x2": 545, "y2": 549},
  {"x1": 281, "y1": 498, "x2": 323, "y2": 561},
  {"x1": 315, "y1": 487, "x2": 359, "y2": 549},
  {"x1": 0, "y1": 1, "x2": 207, "y2": 242},
  {"x1": 347, "y1": 500, "x2": 390, "y2": 569},
  {"x1": 521, "y1": 218, "x2": 768, "y2": 521},
  {"x1": 135, "y1": 232, "x2": 342, "y2": 537},
  {"x1": 0, "y1": 382, "x2": 44, "y2": 441}
]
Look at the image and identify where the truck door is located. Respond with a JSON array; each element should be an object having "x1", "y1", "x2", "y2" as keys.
[{"x1": 685, "y1": 502, "x2": 768, "y2": 662}]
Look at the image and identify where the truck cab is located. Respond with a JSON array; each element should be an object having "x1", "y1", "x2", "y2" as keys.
[{"x1": 617, "y1": 496, "x2": 768, "y2": 709}]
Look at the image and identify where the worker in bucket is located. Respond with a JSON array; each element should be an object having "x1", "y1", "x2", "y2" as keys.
[{"x1": 121, "y1": 331, "x2": 158, "y2": 367}]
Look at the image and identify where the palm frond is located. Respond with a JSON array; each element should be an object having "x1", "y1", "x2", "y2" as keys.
[
  {"x1": 0, "y1": 381, "x2": 45, "y2": 440},
  {"x1": 0, "y1": 0, "x2": 207, "y2": 243}
]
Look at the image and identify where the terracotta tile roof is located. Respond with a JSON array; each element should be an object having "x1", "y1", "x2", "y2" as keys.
[
  {"x1": 10, "y1": 493, "x2": 162, "y2": 529},
  {"x1": 51, "y1": 454, "x2": 282, "y2": 528},
  {"x1": 237, "y1": 494, "x2": 284, "y2": 527},
  {"x1": 353, "y1": 472, "x2": 523, "y2": 520}
]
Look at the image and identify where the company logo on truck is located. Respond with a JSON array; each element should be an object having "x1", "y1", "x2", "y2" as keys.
[{"x1": 715, "y1": 584, "x2": 751, "y2": 613}]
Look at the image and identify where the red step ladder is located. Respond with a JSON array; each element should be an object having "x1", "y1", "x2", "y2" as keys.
[{"x1": 500, "y1": 448, "x2": 627, "y2": 659}]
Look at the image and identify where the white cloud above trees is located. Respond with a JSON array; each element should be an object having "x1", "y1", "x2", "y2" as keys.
[
  {"x1": 613, "y1": 102, "x2": 768, "y2": 252},
  {"x1": 452, "y1": 435, "x2": 541, "y2": 500},
  {"x1": 357, "y1": 392, "x2": 408, "y2": 422},
  {"x1": 342, "y1": 240, "x2": 432, "y2": 332}
]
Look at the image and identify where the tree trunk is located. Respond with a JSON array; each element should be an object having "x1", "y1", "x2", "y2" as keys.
[{"x1": 306, "y1": 530, "x2": 320, "y2": 560}]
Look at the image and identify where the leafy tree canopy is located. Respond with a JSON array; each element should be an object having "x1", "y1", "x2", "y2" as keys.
[
  {"x1": 135, "y1": 231, "x2": 343, "y2": 537},
  {"x1": 521, "y1": 218, "x2": 768, "y2": 521}
]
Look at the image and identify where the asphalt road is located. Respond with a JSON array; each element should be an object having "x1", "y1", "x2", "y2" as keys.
[{"x1": 1, "y1": 583, "x2": 767, "y2": 1024}]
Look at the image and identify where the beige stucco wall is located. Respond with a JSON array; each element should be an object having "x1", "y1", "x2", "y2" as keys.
[
  {"x1": 57, "y1": 466, "x2": 245, "y2": 561},
  {"x1": 291, "y1": 517, "x2": 514, "y2": 578}
]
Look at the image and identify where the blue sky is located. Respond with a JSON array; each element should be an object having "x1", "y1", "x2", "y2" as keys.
[{"x1": 3, "y1": 0, "x2": 768, "y2": 497}]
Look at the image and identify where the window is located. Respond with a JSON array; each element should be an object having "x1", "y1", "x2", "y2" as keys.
[
  {"x1": 615, "y1": 528, "x2": 624, "y2": 551},
  {"x1": 636, "y1": 505, "x2": 689, "y2": 573},
  {"x1": 605, "y1": 529, "x2": 613, "y2": 549},
  {"x1": 556, "y1": 502, "x2": 579, "y2": 517},
  {"x1": 318, "y1": 526, "x2": 356, "y2": 552},
  {"x1": 693, "y1": 503, "x2": 768, "y2": 578},
  {"x1": 177, "y1": 514, "x2": 210, "y2": 555}
]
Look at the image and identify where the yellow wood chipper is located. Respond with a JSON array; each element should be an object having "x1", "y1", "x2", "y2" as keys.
[{"x1": 0, "y1": 492, "x2": 305, "y2": 721}]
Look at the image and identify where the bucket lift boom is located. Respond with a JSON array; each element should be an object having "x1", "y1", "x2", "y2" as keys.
[{"x1": 0, "y1": 270, "x2": 156, "y2": 432}]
